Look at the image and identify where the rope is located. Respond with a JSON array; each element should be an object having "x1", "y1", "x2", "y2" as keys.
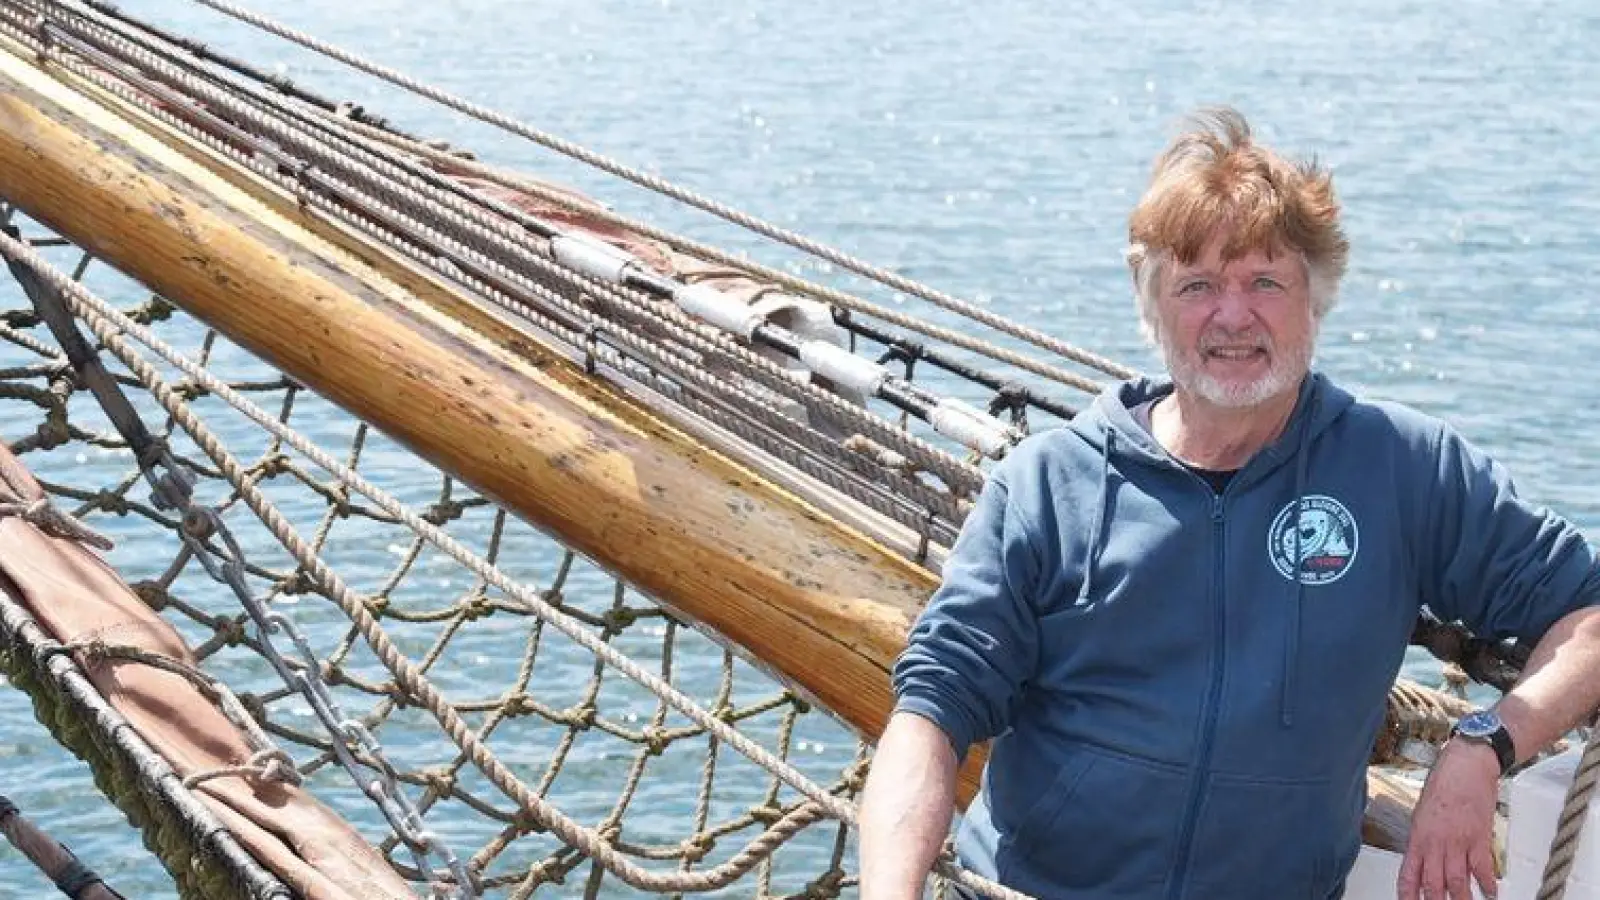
[
  {"x1": 340, "y1": 119, "x2": 1120, "y2": 396},
  {"x1": 1372, "y1": 678, "x2": 1475, "y2": 767},
  {"x1": 0, "y1": 496, "x2": 111, "y2": 549},
  {"x1": 184, "y1": 0, "x2": 1136, "y2": 382},
  {"x1": 0, "y1": 595, "x2": 291, "y2": 899},
  {"x1": 59, "y1": 639, "x2": 304, "y2": 788},
  {"x1": 0, "y1": 189, "x2": 1037, "y2": 899},
  {"x1": 1537, "y1": 729, "x2": 1600, "y2": 900}
]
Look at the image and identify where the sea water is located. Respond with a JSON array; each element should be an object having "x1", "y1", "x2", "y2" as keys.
[{"x1": 1, "y1": 0, "x2": 1597, "y2": 895}]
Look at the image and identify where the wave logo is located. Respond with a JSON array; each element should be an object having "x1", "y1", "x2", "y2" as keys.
[{"x1": 1268, "y1": 495, "x2": 1359, "y2": 585}]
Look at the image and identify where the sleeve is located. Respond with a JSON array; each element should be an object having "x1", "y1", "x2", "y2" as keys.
[
  {"x1": 890, "y1": 471, "x2": 1043, "y2": 761},
  {"x1": 1419, "y1": 422, "x2": 1600, "y2": 643}
]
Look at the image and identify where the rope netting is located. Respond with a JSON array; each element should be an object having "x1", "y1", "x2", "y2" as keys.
[{"x1": 0, "y1": 211, "x2": 877, "y2": 899}]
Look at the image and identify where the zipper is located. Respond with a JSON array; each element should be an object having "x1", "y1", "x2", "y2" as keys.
[{"x1": 1165, "y1": 492, "x2": 1228, "y2": 899}]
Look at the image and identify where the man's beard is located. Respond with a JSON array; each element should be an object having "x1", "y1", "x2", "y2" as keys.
[{"x1": 1160, "y1": 330, "x2": 1313, "y2": 409}]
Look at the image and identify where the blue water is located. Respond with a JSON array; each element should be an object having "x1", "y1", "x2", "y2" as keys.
[{"x1": 2, "y1": 0, "x2": 1599, "y2": 895}]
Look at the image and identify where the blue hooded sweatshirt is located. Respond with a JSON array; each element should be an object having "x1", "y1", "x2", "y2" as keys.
[{"x1": 893, "y1": 373, "x2": 1600, "y2": 900}]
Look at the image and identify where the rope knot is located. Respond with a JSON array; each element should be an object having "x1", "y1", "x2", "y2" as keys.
[
  {"x1": 320, "y1": 660, "x2": 347, "y2": 686},
  {"x1": 987, "y1": 380, "x2": 1033, "y2": 429},
  {"x1": 749, "y1": 804, "x2": 784, "y2": 826},
  {"x1": 459, "y1": 594, "x2": 494, "y2": 621},
  {"x1": 171, "y1": 378, "x2": 209, "y2": 401},
  {"x1": 131, "y1": 580, "x2": 170, "y2": 611},
  {"x1": 215, "y1": 617, "x2": 249, "y2": 647},
  {"x1": 237, "y1": 692, "x2": 267, "y2": 724},
  {"x1": 680, "y1": 832, "x2": 715, "y2": 864},
  {"x1": 91, "y1": 489, "x2": 129, "y2": 517},
  {"x1": 512, "y1": 808, "x2": 547, "y2": 835},
  {"x1": 250, "y1": 748, "x2": 303, "y2": 787},
  {"x1": 31, "y1": 414, "x2": 69, "y2": 450},
  {"x1": 280, "y1": 569, "x2": 316, "y2": 597},
  {"x1": 601, "y1": 606, "x2": 638, "y2": 632},
  {"x1": 561, "y1": 703, "x2": 597, "y2": 730},
  {"x1": 128, "y1": 295, "x2": 176, "y2": 325},
  {"x1": 641, "y1": 726, "x2": 669, "y2": 756},
  {"x1": 68, "y1": 637, "x2": 112, "y2": 663},
  {"x1": 422, "y1": 500, "x2": 465, "y2": 525},
  {"x1": 802, "y1": 868, "x2": 847, "y2": 899},
  {"x1": 876, "y1": 340, "x2": 926, "y2": 377},
  {"x1": 387, "y1": 682, "x2": 423, "y2": 710},
  {"x1": 421, "y1": 768, "x2": 457, "y2": 797}
]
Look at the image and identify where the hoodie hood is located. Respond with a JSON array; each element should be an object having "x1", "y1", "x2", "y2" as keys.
[{"x1": 1069, "y1": 372, "x2": 1357, "y2": 478}]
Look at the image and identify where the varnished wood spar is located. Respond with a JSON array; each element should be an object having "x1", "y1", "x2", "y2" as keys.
[{"x1": 0, "y1": 49, "x2": 988, "y2": 800}]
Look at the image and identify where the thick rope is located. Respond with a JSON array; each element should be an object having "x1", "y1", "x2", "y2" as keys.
[{"x1": 1537, "y1": 728, "x2": 1600, "y2": 900}]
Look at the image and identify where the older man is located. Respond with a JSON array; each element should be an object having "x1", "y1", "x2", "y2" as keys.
[{"x1": 859, "y1": 107, "x2": 1600, "y2": 900}]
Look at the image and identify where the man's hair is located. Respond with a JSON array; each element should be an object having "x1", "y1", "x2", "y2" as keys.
[{"x1": 1126, "y1": 107, "x2": 1349, "y2": 341}]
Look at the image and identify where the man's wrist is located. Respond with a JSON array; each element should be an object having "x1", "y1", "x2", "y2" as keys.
[{"x1": 1443, "y1": 735, "x2": 1506, "y2": 780}]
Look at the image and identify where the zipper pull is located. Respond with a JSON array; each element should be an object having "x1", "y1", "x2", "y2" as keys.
[{"x1": 1211, "y1": 496, "x2": 1225, "y2": 523}]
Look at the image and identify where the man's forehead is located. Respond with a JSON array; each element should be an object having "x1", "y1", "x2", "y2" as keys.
[{"x1": 1170, "y1": 241, "x2": 1301, "y2": 273}]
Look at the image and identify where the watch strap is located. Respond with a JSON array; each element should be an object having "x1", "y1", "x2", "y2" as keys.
[{"x1": 1486, "y1": 725, "x2": 1516, "y2": 776}]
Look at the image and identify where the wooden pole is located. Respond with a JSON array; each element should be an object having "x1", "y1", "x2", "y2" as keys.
[
  {"x1": 0, "y1": 795, "x2": 124, "y2": 899},
  {"x1": 0, "y1": 47, "x2": 988, "y2": 799}
]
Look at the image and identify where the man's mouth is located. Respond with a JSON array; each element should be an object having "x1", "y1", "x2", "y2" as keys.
[{"x1": 1203, "y1": 346, "x2": 1267, "y2": 362}]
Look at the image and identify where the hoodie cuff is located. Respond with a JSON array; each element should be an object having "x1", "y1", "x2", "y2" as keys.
[{"x1": 892, "y1": 690, "x2": 974, "y2": 763}]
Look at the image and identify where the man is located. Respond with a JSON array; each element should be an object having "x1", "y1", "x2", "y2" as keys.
[{"x1": 858, "y1": 107, "x2": 1600, "y2": 900}]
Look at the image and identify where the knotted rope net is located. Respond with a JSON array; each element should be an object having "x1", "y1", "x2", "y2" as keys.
[{"x1": 0, "y1": 210, "x2": 877, "y2": 899}]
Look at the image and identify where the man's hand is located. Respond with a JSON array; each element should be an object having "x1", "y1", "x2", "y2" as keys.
[{"x1": 1398, "y1": 739, "x2": 1501, "y2": 900}]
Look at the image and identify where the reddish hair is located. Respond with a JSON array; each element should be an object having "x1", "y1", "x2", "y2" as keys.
[{"x1": 1127, "y1": 108, "x2": 1349, "y2": 332}]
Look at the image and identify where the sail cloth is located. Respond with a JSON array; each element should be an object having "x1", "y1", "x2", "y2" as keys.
[{"x1": 0, "y1": 443, "x2": 413, "y2": 900}]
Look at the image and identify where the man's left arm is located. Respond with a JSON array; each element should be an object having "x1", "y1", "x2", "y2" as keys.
[
  {"x1": 1402, "y1": 423, "x2": 1600, "y2": 900},
  {"x1": 1401, "y1": 605, "x2": 1600, "y2": 900}
]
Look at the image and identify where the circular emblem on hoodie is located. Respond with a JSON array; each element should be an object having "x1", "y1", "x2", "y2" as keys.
[{"x1": 1268, "y1": 495, "x2": 1359, "y2": 585}]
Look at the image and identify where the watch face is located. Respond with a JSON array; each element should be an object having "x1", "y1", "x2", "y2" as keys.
[{"x1": 1458, "y1": 710, "x2": 1502, "y2": 739}]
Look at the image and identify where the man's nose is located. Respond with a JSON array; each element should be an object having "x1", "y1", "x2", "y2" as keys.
[{"x1": 1211, "y1": 285, "x2": 1255, "y2": 330}]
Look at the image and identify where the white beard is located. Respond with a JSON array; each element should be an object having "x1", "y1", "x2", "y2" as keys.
[{"x1": 1160, "y1": 330, "x2": 1313, "y2": 409}]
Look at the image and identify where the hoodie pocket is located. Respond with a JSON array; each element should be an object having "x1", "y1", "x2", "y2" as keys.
[
  {"x1": 1187, "y1": 772, "x2": 1348, "y2": 898},
  {"x1": 997, "y1": 744, "x2": 1187, "y2": 895}
]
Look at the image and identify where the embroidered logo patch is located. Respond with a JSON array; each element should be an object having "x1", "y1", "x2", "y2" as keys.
[{"x1": 1268, "y1": 495, "x2": 1359, "y2": 585}]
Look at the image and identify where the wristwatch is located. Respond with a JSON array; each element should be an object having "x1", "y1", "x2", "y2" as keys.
[{"x1": 1451, "y1": 708, "x2": 1517, "y2": 777}]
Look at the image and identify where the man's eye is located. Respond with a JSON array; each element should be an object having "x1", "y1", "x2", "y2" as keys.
[
  {"x1": 1177, "y1": 280, "x2": 1210, "y2": 295},
  {"x1": 1254, "y1": 277, "x2": 1284, "y2": 291}
]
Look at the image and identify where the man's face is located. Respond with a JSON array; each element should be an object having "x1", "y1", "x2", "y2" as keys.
[{"x1": 1152, "y1": 235, "x2": 1316, "y2": 409}]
